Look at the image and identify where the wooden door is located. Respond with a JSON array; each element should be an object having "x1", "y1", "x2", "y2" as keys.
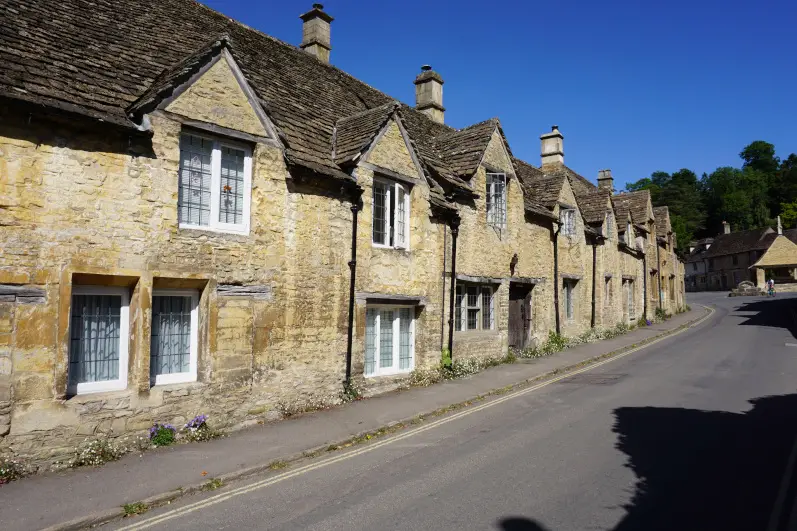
[{"x1": 509, "y1": 284, "x2": 532, "y2": 350}]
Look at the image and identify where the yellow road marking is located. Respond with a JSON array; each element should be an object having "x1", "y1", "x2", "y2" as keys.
[{"x1": 117, "y1": 305, "x2": 714, "y2": 530}]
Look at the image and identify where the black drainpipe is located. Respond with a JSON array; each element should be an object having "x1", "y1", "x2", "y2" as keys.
[
  {"x1": 344, "y1": 194, "x2": 362, "y2": 386},
  {"x1": 446, "y1": 219, "x2": 460, "y2": 359},
  {"x1": 642, "y1": 253, "x2": 648, "y2": 321},
  {"x1": 656, "y1": 240, "x2": 663, "y2": 311},
  {"x1": 591, "y1": 239, "x2": 598, "y2": 328},
  {"x1": 552, "y1": 222, "x2": 562, "y2": 335},
  {"x1": 440, "y1": 224, "x2": 448, "y2": 351}
]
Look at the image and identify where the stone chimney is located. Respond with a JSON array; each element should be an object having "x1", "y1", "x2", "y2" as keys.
[
  {"x1": 541, "y1": 125, "x2": 564, "y2": 165},
  {"x1": 778, "y1": 215, "x2": 783, "y2": 235},
  {"x1": 300, "y1": 4, "x2": 333, "y2": 63},
  {"x1": 722, "y1": 221, "x2": 731, "y2": 234},
  {"x1": 597, "y1": 169, "x2": 614, "y2": 192},
  {"x1": 414, "y1": 65, "x2": 444, "y2": 124}
]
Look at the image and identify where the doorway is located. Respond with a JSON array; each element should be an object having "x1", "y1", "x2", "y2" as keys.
[{"x1": 509, "y1": 283, "x2": 533, "y2": 350}]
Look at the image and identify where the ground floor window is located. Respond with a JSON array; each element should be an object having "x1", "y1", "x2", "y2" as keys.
[
  {"x1": 623, "y1": 279, "x2": 635, "y2": 320},
  {"x1": 68, "y1": 287, "x2": 130, "y2": 395},
  {"x1": 150, "y1": 290, "x2": 199, "y2": 385},
  {"x1": 563, "y1": 280, "x2": 577, "y2": 321},
  {"x1": 365, "y1": 306, "x2": 414, "y2": 376},
  {"x1": 455, "y1": 283, "x2": 495, "y2": 331}
]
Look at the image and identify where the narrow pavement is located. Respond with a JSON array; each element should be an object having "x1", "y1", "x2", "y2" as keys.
[{"x1": 109, "y1": 293, "x2": 797, "y2": 531}]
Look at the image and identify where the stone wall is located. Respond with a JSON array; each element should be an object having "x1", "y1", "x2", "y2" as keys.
[
  {"x1": 453, "y1": 131, "x2": 554, "y2": 359},
  {"x1": 554, "y1": 179, "x2": 591, "y2": 337}
]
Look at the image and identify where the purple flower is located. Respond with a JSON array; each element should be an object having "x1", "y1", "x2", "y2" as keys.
[{"x1": 186, "y1": 414, "x2": 208, "y2": 430}]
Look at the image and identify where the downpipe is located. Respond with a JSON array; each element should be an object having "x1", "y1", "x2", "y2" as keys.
[
  {"x1": 344, "y1": 195, "x2": 362, "y2": 386},
  {"x1": 446, "y1": 220, "x2": 460, "y2": 359}
]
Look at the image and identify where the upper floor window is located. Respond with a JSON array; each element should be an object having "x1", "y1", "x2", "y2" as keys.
[
  {"x1": 486, "y1": 173, "x2": 507, "y2": 229},
  {"x1": 732, "y1": 255, "x2": 739, "y2": 266},
  {"x1": 709, "y1": 259, "x2": 715, "y2": 271},
  {"x1": 372, "y1": 178, "x2": 410, "y2": 249},
  {"x1": 605, "y1": 213, "x2": 614, "y2": 239},
  {"x1": 693, "y1": 263, "x2": 698, "y2": 272},
  {"x1": 560, "y1": 209, "x2": 576, "y2": 237},
  {"x1": 178, "y1": 133, "x2": 252, "y2": 235}
]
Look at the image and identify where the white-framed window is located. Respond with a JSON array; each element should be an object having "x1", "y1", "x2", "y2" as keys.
[
  {"x1": 68, "y1": 286, "x2": 130, "y2": 395},
  {"x1": 455, "y1": 283, "x2": 495, "y2": 331},
  {"x1": 605, "y1": 213, "x2": 614, "y2": 239},
  {"x1": 563, "y1": 279, "x2": 577, "y2": 321},
  {"x1": 178, "y1": 132, "x2": 252, "y2": 235},
  {"x1": 486, "y1": 173, "x2": 507, "y2": 229},
  {"x1": 364, "y1": 306, "x2": 414, "y2": 376},
  {"x1": 624, "y1": 279, "x2": 636, "y2": 320},
  {"x1": 150, "y1": 289, "x2": 199, "y2": 385},
  {"x1": 560, "y1": 209, "x2": 576, "y2": 237},
  {"x1": 372, "y1": 177, "x2": 410, "y2": 249}
]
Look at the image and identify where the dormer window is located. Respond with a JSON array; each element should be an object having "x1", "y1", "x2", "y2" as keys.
[
  {"x1": 178, "y1": 132, "x2": 252, "y2": 235},
  {"x1": 372, "y1": 177, "x2": 410, "y2": 249},
  {"x1": 486, "y1": 173, "x2": 507, "y2": 229},
  {"x1": 560, "y1": 208, "x2": 576, "y2": 237}
]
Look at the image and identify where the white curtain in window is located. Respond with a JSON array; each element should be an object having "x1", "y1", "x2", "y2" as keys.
[
  {"x1": 486, "y1": 174, "x2": 506, "y2": 228},
  {"x1": 399, "y1": 308, "x2": 412, "y2": 370},
  {"x1": 150, "y1": 296, "x2": 192, "y2": 379},
  {"x1": 69, "y1": 295, "x2": 121, "y2": 385},
  {"x1": 365, "y1": 309, "x2": 377, "y2": 375}
]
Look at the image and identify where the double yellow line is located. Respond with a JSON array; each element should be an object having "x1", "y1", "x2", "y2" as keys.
[{"x1": 117, "y1": 305, "x2": 714, "y2": 530}]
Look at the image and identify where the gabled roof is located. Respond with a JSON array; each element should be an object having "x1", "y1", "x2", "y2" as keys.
[
  {"x1": 436, "y1": 118, "x2": 501, "y2": 178},
  {"x1": 540, "y1": 162, "x2": 597, "y2": 196},
  {"x1": 752, "y1": 234, "x2": 797, "y2": 268},
  {"x1": 701, "y1": 227, "x2": 775, "y2": 259},
  {"x1": 576, "y1": 189, "x2": 612, "y2": 225},
  {"x1": 612, "y1": 191, "x2": 653, "y2": 229},
  {"x1": 333, "y1": 101, "x2": 400, "y2": 165},
  {"x1": 653, "y1": 206, "x2": 672, "y2": 237},
  {"x1": 514, "y1": 158, "x2": 564, "y2": 208}
]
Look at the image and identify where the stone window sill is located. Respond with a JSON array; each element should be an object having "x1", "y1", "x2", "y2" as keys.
[{"x1": 455, "y1": 329, "x2": 499, "y2": 338}]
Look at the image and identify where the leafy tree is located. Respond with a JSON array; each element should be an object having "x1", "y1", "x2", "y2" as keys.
[
  {"x1": 780, "y1": 201, "x2": 797, "y2": 229},
  {"x1": 740, "y1": 141, "x2": 780, "y2": 175}
]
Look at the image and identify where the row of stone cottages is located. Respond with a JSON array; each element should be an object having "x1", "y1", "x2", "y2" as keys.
[{"x1": 0, "y1": 1, "x2": 684, "y2": 459}]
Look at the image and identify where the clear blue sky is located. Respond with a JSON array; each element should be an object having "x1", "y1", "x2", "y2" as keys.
[{"x1": 202, "y1": 0, "x2": 796, "y2": 189}]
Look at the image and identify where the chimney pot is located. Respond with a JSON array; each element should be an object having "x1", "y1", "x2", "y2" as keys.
[
  {"x1": 414, "y1": 66, "x2": 445, "y2": 124},
  {"x1": 722, "y1": 221, "x2": 731, "y2": 235},
  {"x1": 540, "y1": 125, "x2": 564, "y2": 165},
  {"x1": 300, "y1": 4, "x2": 333, "y2": 63},
  {"x1": 597, "y1": 169, "x2": 614, "y2": 192}
]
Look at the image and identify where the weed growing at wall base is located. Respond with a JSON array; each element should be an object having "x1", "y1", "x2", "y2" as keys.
[{"x1": 0, "y1": 455, "x2": 36, "y2": 484}]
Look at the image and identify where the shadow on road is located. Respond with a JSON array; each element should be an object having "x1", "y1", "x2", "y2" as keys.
[
  {"x1": 735, "y1": 297, "x2": 797, "y2": 339},
  {"x1": 612, "y1": 393, "x2": 797, "y2": 531},
  {"x1": 497, "y1": 516, "x2": 551, "y2": 531}
]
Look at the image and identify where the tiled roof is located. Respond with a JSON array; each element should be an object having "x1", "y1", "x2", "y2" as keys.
[
  {"x1": 653, "y1": 206, "x2": 671, "y2": 237},
  {"x1": 0, "y1": 0, "x2": 491, "y2": 200},
  {"x1": 576, "y1": 189, "x2": 611, "y2": 225},
  {"x1": 435, "y1": 118, "x2": 500, "y2": 179},
  {"x1": 541, "y1": 162, "x2": 596, "y2": 196},
  {"x1": 612, "y1": 191, "x2": 652, "y2": 228},
  {"x1": 753, "y1": 235, "x2": 797, "y2": 268},
  {"x1": 333, "y1": 101, "x2": 399, "y2": 165},
  {"x1": 701, "y1": 227, "x2": 776, "y2": 259},
  {"x1": 513, "y1": 158, "x2": 563, "y2": 208}
]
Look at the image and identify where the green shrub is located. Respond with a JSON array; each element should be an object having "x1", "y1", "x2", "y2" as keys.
[{"x1": 69, "y1": 437, "x2": 128, "y2": 468}]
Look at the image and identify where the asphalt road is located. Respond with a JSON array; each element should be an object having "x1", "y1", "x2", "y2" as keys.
[{"x1": 115, "y1": 293, "x2": 797, "y2": 531}]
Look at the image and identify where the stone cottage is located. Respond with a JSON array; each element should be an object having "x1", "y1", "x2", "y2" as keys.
[{"x1": 0, "y1": 0, "x2": 685, "y2": 460}]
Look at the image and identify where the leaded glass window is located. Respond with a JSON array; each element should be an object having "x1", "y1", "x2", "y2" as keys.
[
  {"x1": 364, "y1": 306, "x2": 414, "y2": 376},
  {"x1": 150, "y1": 292, "x2": 198, "y2": 385}
]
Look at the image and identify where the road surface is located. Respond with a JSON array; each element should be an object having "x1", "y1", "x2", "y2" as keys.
[{"x1": 113, "y1": 293, "x2": 797, "y2": 531}]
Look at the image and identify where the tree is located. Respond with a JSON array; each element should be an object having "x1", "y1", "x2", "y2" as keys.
[
  {"x1": 740, "y1": 141, "x2": 780, "y2": 175},
  {"x1": 780, "y1": 201, "x2": 797, "y2": 229}
]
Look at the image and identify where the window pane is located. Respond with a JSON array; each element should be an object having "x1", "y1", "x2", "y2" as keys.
[
  {"x1": 151, "y1": 296, "x2": 192, "y2": 378},
  {"x1": 395, "y1": 184, "x2": 406, "y2": 247},
  {"x1": 379, "y1": 310, "x2": 394, "y2": 369},
  {"x1": 69, "y1": 294, "x2": 122, "y2": 385},
  {"x1": 373, "y1": 181, "x2": 388, "y2": 245},
  {"x1": 219, "y1": 146, "x2": 246, "y2": 225},
  {"x1": 467, "y1": 286, "x2": 478, "y2": 308},
  {"x1": 481, "y1": 287, "x2": 492, "y2": 330},
  {"x1": 365, "y1": 309, "x2": 377, "y2": 375},
  {"x1": 399, "y1": 308, "x2": 412, "y2": 370},
  {"x1": 467, "y1": 309, "x2": 479, "y2": 330},
  {"x1": 455, "y1": 285, "x2": 463, "y2": 331},
  {"x1": 486, "y1": 179, "x2": 494, "y2": 224},
  {"x1": 178, "y1": 134, "x2": 213, "y2": 226}
]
